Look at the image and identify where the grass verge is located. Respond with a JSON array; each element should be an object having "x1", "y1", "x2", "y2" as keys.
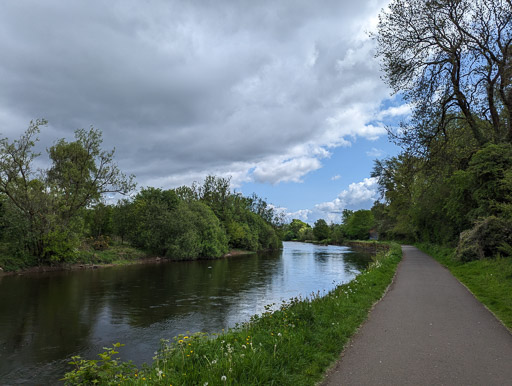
[
  {"x1": 417, "y1": 243, "x2": 512, "y2": 330},
  {"x1": 62, "y1": 243, "x2": 402, "y2": 385},
  {"x1": 76, "y1": 242, "x2": 148, "y2": 265}
]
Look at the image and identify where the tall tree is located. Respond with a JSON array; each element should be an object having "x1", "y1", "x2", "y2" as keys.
[
  {"x1": 0, "y1": 120, "x2": 135, "y2": 261},
  {"x1": 313, "y1": 219, "x2": 331, "y2": 241},
  {"x1": 376, "y1": 0, "x2": 512, "y2": 151}
]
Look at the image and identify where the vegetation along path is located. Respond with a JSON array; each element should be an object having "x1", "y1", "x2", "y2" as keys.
[{"x1": 322, "y1": 245, "x2": 512, "y2": 386}]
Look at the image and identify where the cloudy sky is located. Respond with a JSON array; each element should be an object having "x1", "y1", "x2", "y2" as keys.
[{"x1": 0, "y1": 0, "x2": 409, "y2": 224}]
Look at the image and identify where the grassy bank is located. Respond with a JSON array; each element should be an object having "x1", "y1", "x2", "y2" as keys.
[
  {"x1": 0, "y1": 242, "x2": 149, "y2": 273},
  {"x1": 417, "y1": 243, "x2": 512, "y2": 330},
  {"x1": 0, "y1": 241, "x2": 257, "y2": 274},
  {"x1": 63, "y1": 243, "x2": 402, "y2": 385}
]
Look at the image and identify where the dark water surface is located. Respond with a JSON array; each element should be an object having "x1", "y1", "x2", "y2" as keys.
[{"x1": 0, "y1": 242, "x2": 371, "y2": 383}]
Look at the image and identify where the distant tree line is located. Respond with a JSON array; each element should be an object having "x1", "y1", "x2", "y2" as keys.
[
  {"x1": 283, "y1": 209, "x2": 376, "y2": 244},
  {"x1": 0, "y1": 122, "x2": 282, "y2": 269}
]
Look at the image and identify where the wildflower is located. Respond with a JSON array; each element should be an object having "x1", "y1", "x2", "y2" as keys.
[
  {"x1": 212, "y1": 359, "x2": 217, "y2": 365},
  {"x1": 178, "y1": 340, "x2": 184, "y2": 344},
  {"x1": 277, "y1": 333, "x2": 282, "y2": 337},
  {"x1": 221, "y1": 375, "x2": 227, "y2": 381},
  {"x1": 204, "y1": 383, "x2": 209, "y2": 386},
  {"x1": 184, "y1": 336, "x2": 189, "y2": 339}
]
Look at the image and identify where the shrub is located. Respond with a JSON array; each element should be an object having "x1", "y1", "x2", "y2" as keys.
[
  {"x1": 91, "y1": 235, "x2": 111, "y2": 251},
  {"x1": 456, "y1": 216, "x2": 512, "y2": 261}
]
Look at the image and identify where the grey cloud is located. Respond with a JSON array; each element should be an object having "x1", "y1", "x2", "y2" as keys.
[{"x1": 0, "y1": 0, "x2": 392, "y2": 188}]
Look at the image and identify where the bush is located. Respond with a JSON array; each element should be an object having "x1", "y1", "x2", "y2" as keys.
[
  {"x1": 456, "y1": 216, "x2": 512, "y2": 261},
  {"x1": 91, "y1": 235, "x2": 111, "y2": 251}
]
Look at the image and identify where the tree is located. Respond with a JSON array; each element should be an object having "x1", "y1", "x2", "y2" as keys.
[
  {"x1": 0, "y1": 120, "x2": 135, "y2": 262},
  {"x1": 47, "y1": 127, "x2": 134, "y2": 224},
  {"x1": 376, "y1": 0, "x2": 512, "y2": 151},
  {"x1": 285, "y1": 219, "x2": 310, "y2": 240},
  {"x1": 313, "y1": 219, "x2": 331, "y2": 241},
  {"x1": 344, "y1": 210, "x2": 375, "y2": 240}
]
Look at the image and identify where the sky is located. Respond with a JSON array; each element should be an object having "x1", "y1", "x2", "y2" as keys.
[{"x1": 0, "y1": 0, "x2": 410, "y2": 224}]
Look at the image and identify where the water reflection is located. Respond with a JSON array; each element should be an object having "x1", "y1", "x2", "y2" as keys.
[{"x1": 0, "y1": 242, "x2": 371, "y2": 383}]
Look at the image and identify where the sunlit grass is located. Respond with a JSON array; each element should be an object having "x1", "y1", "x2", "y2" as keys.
[{"x1": 62, "y1": 243, "x2": 402, "y2": 385}]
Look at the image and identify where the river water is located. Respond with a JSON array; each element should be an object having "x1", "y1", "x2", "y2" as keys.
[{"x1": 0, "y1": 241, "x2": 372, "y2": 383}]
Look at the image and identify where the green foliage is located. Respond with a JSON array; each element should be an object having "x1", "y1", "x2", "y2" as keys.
[
  {"x1": 329, "y1": 223, "x2": 345, "y2": 244},
  {"x1": 84, "y1": 203, "x2": 113, "y2": 239},
  {"x1": 313, "y1": 219, "x2": 330, "y2": 241},
  {"x1": 89, "y1": 235, "x2": 111, "y2": 251},
  {"x1": 0, "y1": 125, "x2": 280, "y2": 268},
  {"x1": 164, "y1": 200, "x2": 228, "y2": 259},
  {"x1": 43, "y1": 226, "x2": 81, "y2": 263},
  {"x1": 121, "y1": 188, "x2": 228, "y2": 259},
  {"x1": 0, "y1": 121, "x2": 135, "y2": 264},
  {"x1": 372, "y1": 139, "x2": 512, "y2": 247},
  {"x1": 447, "y1": 144, "x2": 512, "y2": 226},
  {"x1": 456, "y1": 216, "x2": 512, "y2": 262},
  {"x1": 76, "y1": 242, "x2": 146, "y2": 265},
  {"x1": 63, "y1": 243, "x2": 402, "y2": 385},
  {"x1": 343, "y1": 210, "x2": 374, "y2": 240},
  {"x1": 284, "y1": 219, "x2": 311, "y2": 241},
  {"x1": 62, "y1": 343, "x2": 136, "y2": 385},
  {"x1": 174, "y1": 176, "x2": 282, "y2": 252},
  {"x1": 372, "y1": 0, "x2": 512, "y2": 253}
]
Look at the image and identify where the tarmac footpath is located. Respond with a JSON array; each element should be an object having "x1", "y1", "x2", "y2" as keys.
[{"x1": 321, "y1": 245, "x2": 512, "y2": 386}]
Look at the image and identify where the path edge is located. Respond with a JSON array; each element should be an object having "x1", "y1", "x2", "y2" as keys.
[
  {"x1": 318, "y1": 245, "x2": 406, "y2": 385},
  {"x1": 426, "y1": 250, "x2": 512, "y2": 336}
]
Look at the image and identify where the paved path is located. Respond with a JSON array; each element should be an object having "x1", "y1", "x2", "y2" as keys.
[{"x1": 322, "y1": 245, "x2": 512, "y2": 386}]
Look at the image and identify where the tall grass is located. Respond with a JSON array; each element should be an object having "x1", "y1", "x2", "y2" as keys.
[{"x1": 63, "y1": 243, "x2": 402, "y2": 385}]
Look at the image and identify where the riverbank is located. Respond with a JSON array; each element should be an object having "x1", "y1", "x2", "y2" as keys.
[
  {"x1": 416, "y1": 243, "x2": 512, "y2": 330},
  {"x1": 62, "y1": 242, "x2": 402, "y2": 385},
  {"x1": 0, "y1": 244, "x2": 256, "y2": 276}
]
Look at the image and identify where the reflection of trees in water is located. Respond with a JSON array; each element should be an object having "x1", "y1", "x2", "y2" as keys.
[
  {"x1": 342, "y1": 251, "x2": 373, "y2": 270},
  {"x1": 0, "y1": 255, "x2": 280, "y2": 381},
  {"x1": 104, "y1": 252, "x2": 280, "y2": 327},
  {"x1": 0, "y1": 244, "x2": 370, "y2": 382},
  {"x1": 0, "y1": 271, "x2": 107, "y2": 378}
]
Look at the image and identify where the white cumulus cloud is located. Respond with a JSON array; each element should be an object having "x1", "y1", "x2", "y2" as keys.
[{"x1": 285, "y1": 177, "x2": 379, "y2": 224}]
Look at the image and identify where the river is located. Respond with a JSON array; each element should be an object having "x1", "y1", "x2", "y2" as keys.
[{"x1": 0, "y1": 241, "x2": 372, "y2": 383}]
